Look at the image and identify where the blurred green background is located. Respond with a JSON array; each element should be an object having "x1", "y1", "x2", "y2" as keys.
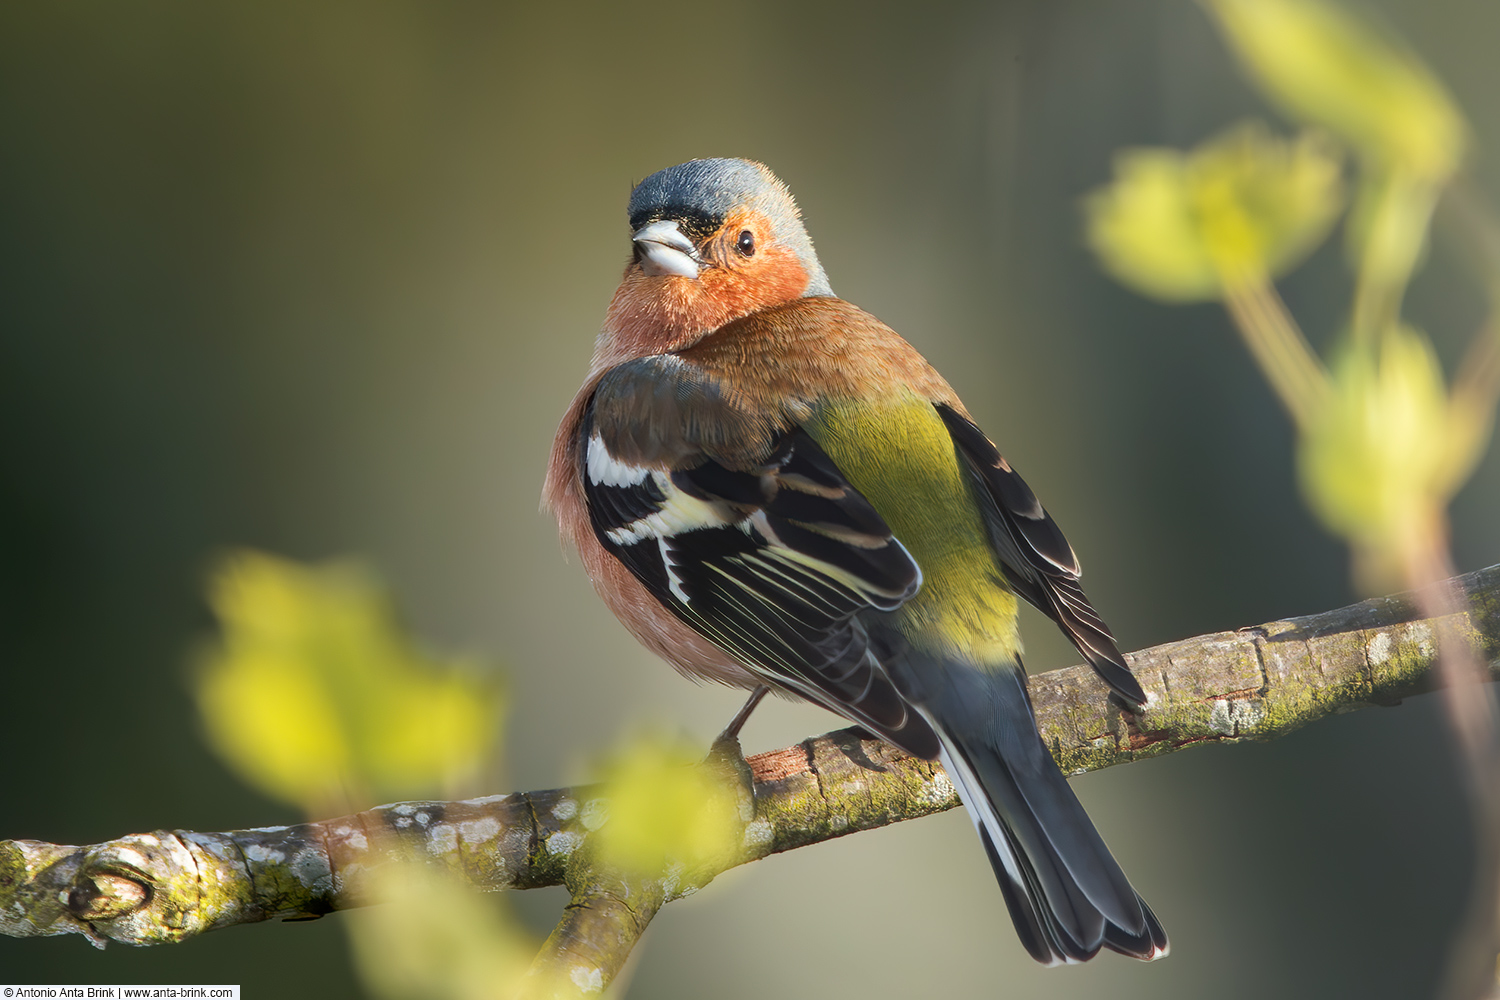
[{"x1": 4, "y1": 1, "x2": 1499, "y2": 997}]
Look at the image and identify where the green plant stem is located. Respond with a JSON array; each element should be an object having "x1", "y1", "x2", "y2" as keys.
[
  {"x1": 5, "y1": 565, "x2": 1500, "y2": 1000},
  {"x1": 1222, "y1": 276, "x2": 1329, "y2": 427},
  {"x1": 1350, "y1": 171, "x2": 1440, "y2": 346}
]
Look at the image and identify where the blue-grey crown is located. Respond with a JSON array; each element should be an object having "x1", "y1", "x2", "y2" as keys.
[{"x1": 627, "y1": 158, "x2": 832, "y2": 297}]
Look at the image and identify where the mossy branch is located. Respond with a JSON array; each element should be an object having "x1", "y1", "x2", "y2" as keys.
[{"x1": 4, "y1": 564, "x2": 1499, "y2": 994}]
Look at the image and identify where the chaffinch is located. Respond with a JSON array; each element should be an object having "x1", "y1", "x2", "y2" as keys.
[{"x1": 545, "y1": 158, "x2": 1167, "y2": 965}]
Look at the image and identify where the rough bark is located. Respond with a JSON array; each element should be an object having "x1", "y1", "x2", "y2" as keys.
[{"x1": 4, "y1": 564, "x2": 1498, "y2": 995}]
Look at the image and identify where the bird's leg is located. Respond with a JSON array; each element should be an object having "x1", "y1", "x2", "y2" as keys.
[
  {"x1": 720, "y1": 685, "x2": 769, "y2": 743},
  {"x1": 704, "y1": 686, "x2": 769, "y2": 818}
]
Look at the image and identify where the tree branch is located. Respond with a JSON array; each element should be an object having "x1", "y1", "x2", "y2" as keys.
[{"x1": 5, "y1": 564, "x2": 1499, "y2": 993}]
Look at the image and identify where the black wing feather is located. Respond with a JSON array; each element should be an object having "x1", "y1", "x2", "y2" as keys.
[
  {"x1": 935, "y1": 404, "x2": 1147, "y2": 705},
  {"x1": 580, "y1": 386, "x2": 939, "y2": 758}
]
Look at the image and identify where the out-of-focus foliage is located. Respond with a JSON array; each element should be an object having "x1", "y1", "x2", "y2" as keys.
[
  {"x1": 1094, "y1": 13, "x2": 1499, "y2": 992},
  {"x1": 1084, "y1": 122, "x2": 1343, "y2": 301},
  {"x1": 191, "y1": 553, "x2": 752, "y2": 990},
  {"x1": 1203, "y1": 0, "x2": 1468, "y2": 345},
  {"x1": 195, "y1": 550, "x2": 503, "y2": 812},
  {"x1": 195, "y1": 552, "x2": 529, "y2": 997},
  {"x1": 1202, "y1": 0, "x2": 1465, "y2": 180},
  {"x1": 1090, "y1": 0, "x2": 1498, "y2": 595},
  {"x1": 1298, "y1": 325, "x2": 1488, "y2": 585},
  {"x1": 590, "y1": 734, "x2": 743, "y2": 879},
  {"x1": 345, "y1": 863, "x2": 537, "y2": 1000}
]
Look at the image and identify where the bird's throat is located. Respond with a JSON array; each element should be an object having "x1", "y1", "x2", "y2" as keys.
[{"x1": 597, "y1": 252, "x2": 812, "y2": 368}]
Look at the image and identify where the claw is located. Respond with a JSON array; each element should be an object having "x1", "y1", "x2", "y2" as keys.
[
  {"x1": 704, "y1": 729, "x2": 757, "y2": 821},
  {"x1": 705, "y1": 687, "x2": 768, "y2": 822}
]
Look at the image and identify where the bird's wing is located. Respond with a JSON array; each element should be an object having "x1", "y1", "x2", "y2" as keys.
[
  {"x1": 580, "y1": 356, "x2": 940, "y2": 758},
  {"x1": 934, "y1": 404, "x2": 1147, "y2": 705}
]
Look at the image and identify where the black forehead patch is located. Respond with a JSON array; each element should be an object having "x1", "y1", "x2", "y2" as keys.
[
  {"x1": 628, "y1": 159, "x2": 767, "y2": 239},
  {"x1": 631, "y1": 207, "x2": 722, "y2": 244}
]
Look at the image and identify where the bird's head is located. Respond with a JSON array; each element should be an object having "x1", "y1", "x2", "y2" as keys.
[{"x1": 600, "y1": 159, "x2": 832, "y2": 359}]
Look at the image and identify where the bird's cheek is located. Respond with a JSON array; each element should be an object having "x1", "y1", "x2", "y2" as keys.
[{"x1": 703, "y1": 251, "x2": 810, "y2": 315}]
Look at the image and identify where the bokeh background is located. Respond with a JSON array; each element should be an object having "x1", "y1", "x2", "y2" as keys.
[{"x1": 4, "y1": 1, "x2": 1499, "y2": 997}]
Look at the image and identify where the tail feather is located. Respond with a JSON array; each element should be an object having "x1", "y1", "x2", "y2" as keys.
[
  {"x1": 976, "y1": 821, "x2": 1063, "y2": 966},
  {"x1": 1104, "y1": 897, "x2": 1169, "y2": 960},
  {"x1": 925, "y1": 664, "x2": 1167, "y2": 965}
]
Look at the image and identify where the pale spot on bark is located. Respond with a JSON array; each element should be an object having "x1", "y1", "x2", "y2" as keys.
[
  {"x1": 742, "y1": 820, "x2": 773, "y2": 848},
  {"x1": 920, "y1": 772, "x2": 956, "y2": 804},
  {"x1": 468, "y1": 793, "x2": 510, "y2": 806},
  {"x1": 570, "y1": 966, "x2": 604, "y2": 993},
  {"x1": 1209, "y1": 697, "x2": 1265, "y2": 735},
  {"x1": 581, "y1": 799, "x2": 609, "y2": 832},
  {"x1": 547, "y1": 831, "x2": 583, "y2": 856},
  {"x1": 459, "y1": 817, "x2": 500, "y2": 845},
  {"x1": 428, "y1": 824, "x2": 457, "y2": 855},
  {"x1": 1410, "y1": 622, "x2": 1435, "y2": 658}
]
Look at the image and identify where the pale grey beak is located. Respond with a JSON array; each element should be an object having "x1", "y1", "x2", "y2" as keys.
[{"x1": 632, "y1": 219, "x2": 701, "y2": 278}]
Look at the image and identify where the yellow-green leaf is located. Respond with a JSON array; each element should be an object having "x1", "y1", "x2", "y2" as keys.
[
  {"x1": 1203, "y1": 0, "x2": 1465, "y2": 180},
  {"x1": 194, "y1": 551, "x2": 503, "y2": 812},
  {"x1": 589, "y1": 735, "x2": 742, "y2": 878},
  {"x1": 345, "y1": 862, "x2": 536, "y2": 1000},
  {"x1": 1298, "y1": 325, "x2": 1486, "y2": 584},
  {"x1": 1084, "y1": 121, "x2": 1342, "y2": 302}
]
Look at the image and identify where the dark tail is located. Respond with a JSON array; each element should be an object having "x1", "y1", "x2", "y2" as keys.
[{"x1": 923, "y1": 662, "x2": 1168, "y2": 965}]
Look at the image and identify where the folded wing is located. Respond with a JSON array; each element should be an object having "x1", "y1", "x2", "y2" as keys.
[
  {"x1": 935, "y1": 404, "x2": 1146, "y2": 705},
  {"x1": 580, "y1": 357, "x2": 939, "y2": 758}
]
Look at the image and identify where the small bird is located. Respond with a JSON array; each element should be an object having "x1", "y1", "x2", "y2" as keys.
[{"x1": 545, "y1": 158, "x2": 1167, "y2": 964}]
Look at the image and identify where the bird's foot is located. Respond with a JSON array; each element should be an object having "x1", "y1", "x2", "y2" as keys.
[
  {"x1": 704, "y1": 727, "x2": 757, "y2": 820},
  {"x1": 704, "y1": 686, "x2": 768, "y2": 821}
]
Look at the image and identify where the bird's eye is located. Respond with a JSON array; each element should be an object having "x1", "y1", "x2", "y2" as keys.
[{"x1": 735, "y1": 230, "x2": 755, "y2": 257}]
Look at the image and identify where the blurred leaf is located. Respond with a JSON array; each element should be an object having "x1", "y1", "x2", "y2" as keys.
[
  {"x1": 195, "y1": 551, "x2": 503, "y2": 812},
  {"x1": 1085, "y1": 121, "x2": 1342, "y2": 302},
  {"x1": 1345, "y1": 168, "x2": 1443, "y2": 343},
  {"x1": 591, "y1": 734, "x2": 742, "y2": 879},
  {"x1": 1298, "y1": 325, "x2": 1489, "y2": 586},
  {"x1": 1204, "y1": 0, "x2": 1465, "y2": 180},
  {"x1": 345, "y1": 861, "x2": 536, "y2": 1000},
  {"x1": 1085, "y1": 147, "x2": 1219, "y2": 301}
]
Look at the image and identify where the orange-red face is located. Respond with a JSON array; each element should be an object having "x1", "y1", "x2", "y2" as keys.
[{"x1": 602, "y1": 206, "x2": 814, "y2": 360}]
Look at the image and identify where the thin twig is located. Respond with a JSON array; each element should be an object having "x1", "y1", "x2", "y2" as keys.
[
  {"x1": 3, "y1": 565, "x2": 1499, "y2": 996},
  {"x1": 1222, "y1": 277, "x2": 1329, "y2": 428}
]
